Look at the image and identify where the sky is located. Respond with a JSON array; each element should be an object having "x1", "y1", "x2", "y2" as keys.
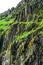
[{"x1": 0, "y1": 0, "x2": 21, "y2": 13}]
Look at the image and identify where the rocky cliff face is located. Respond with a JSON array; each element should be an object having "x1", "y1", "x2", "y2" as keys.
[
  {"x1": 0, "y1": 0, "x2": 43, "y2": 65},
  {"x1": 15, "y1": 0, "x2": 43, "y2": 21}
]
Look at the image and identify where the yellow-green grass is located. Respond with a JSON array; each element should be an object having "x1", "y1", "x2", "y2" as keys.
[
  {"x1": 0, "y1": 19, "x2": 14, "y2": 35},
  {"x1": 0, "y1": 19, "x2": 14, "y2": 29}
]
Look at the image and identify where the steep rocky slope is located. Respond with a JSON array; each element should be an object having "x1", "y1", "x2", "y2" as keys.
[{"x1": 0, "y1": 0, "x2": 43, "y2": 65}]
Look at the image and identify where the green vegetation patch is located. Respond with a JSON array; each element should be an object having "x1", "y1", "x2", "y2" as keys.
[{"x1": 0, "y1": 19, "x2": 14, "y2": 34}]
